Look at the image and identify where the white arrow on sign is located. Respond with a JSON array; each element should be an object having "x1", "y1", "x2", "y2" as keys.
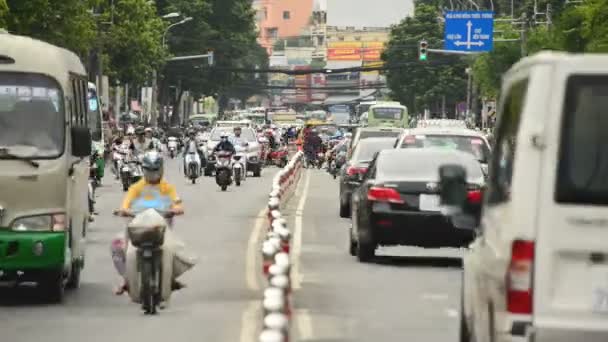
[{"x1": 453, "y1": 21, "x2": 485, "y2": 49}]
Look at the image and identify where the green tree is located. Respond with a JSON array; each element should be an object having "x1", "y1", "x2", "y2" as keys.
[
  {"x1": 0, "y1": 0, "x2": 8, "y2": 28},
  {"x1": 102, "y1": 0, "x2": 166, "y2": 85},
  {"x1": 4, "y1": 0, "x2": 97, "y2": 56},
  {"x1": 383, "y1": 3, "x2": 467, "y2": 114}
]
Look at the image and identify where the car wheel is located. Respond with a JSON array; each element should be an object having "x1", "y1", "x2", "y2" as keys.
[
  {"x1": 41, "y1": 270, "x2": 65, "y2": 303},
  {"x1": 253, "y1": 166, "x2": 261, "y2": 177},
  {"x1": 204, "y1": 168, "x2": 212, "y2": 177},
  {"x1": 339, "y1": 199, "x2": 350, "y2": 218},
  {"x1": 356, "y1": 239, "x2": 375, "y2": 262},
  {"x1": 66, "y1": 261, "x2": 81, "y2": 289}
]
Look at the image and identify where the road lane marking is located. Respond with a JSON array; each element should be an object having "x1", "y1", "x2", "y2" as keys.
[
  {"x1": 246, "y1": 208, "x2": 267, "y2": 291},
  {"x1": 445, "y1": 308, "x2": 459, "y2": 318},
  {"x1": 240, "y1": 300, "x2": 261, "y2": 342},
  {"x1": 292, "y1": 169, "x2": 311, "y2": 290},
  {"x1": 296, "y1": 308, "x2": 314, "y2": 340}
]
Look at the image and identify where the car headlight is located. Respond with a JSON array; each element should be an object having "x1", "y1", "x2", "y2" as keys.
[
  {"x1": 11, "y1": 213, "x2": 66, "y2": 232},
  {"x1": 249, "y1": 156, "x2": 258, "y2": 162}
]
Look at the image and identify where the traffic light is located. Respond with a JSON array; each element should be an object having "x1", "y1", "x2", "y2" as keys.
[{"x1": 419, "y1": 40, "x2": 428, "y2": 61}]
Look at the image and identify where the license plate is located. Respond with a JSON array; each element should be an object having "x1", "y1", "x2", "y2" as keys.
[
  {"x1": 591, "y1": 265, "x2": 608, "y2": 313},
  {"x1": 419, "y1": 194, "x2": 441, "y2": 212}
]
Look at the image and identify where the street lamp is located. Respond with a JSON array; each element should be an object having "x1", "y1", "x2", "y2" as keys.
[{"x1": 162, "y1": 17, "x2": 193, "y2": 48}]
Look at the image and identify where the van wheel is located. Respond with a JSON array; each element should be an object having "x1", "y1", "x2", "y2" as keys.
[
  {"x1": 253, "y1": 166, "x2": 261, "y2": 177},
  {"x1": 66, "y1": 262, "x2": 81, "y2": 289},
  {"x1": 41, "y1": 270, "x2": 65, "y2": 303}
]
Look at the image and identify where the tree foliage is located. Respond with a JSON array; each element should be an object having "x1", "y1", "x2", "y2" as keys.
[
  {"x1": 383, "y1": 3, "x2": 468, "y2": 114},
  {"x1": 102, "y1": 0, "x2": 166, "y2": 85},
  {"x1": 3, "y1": 0, "x2": 98, "y2": 56},
  {"x1": 0, "y1": 0, "x2": 8, "y2": 28}
]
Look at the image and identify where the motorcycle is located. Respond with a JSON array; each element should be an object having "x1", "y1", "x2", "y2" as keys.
[
  {"x1": 333, "y1": 150, "x2": 347, "y2": 179},
  {"x1": 121, "y1": 153, "x2": 143, "y2": 192},
  {"x1": 184, "y1": 141, "x2": 201, "y2": 184},
  {"x1": 232, "y1": 146, "x2": 247, "y2": 187},
  {"x1": 267, "y1": 144, "x2": 289, "y2": 168},
  {"x1": 316, "y1": 151, "x2": 325, "y2": 169},
  {"x1": 258, "y1": 136, "x2": 269, "y2": 166},
  {"x1": 167, "y1": 137, "x2": 178, "y2": 159},
  {"x1": 215, "y1": 151, "x2": 233, "y2": 191}
]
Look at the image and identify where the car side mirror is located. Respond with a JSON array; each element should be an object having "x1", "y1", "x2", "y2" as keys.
[{"x1": 71, "y1": 126, "x2": 92, "y2": 157}]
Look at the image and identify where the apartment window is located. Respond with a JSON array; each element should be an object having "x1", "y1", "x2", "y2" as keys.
[
  {"x1": 283, "y1": 11, "x2": 290, "y2": 19},
  {"x1": 338, "y1": 36, "x2": 345, "y2": 41},
  {"x1": 354, "y1": 36, "x2": 361, "y2": 41}
]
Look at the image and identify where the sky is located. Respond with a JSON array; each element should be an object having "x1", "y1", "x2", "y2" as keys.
[{"x1": 326, "y1": 0, "x2": 414, "y2": 28}]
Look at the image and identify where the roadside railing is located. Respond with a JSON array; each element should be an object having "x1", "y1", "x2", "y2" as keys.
[{"x1": 259, "y1": 151, "x2": 304, "y2": 342}]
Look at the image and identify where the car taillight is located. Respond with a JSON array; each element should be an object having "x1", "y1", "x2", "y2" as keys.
[
  {"x1": 403, "y1": 135, "x2": 416, "y2": 144},
  {"x1": 507, "y1": 240, "x2": 535, "y2": 314},
  {"x1": 346, "y1": 166, "x2": 367, "y2": 176},
  {"x1": 367, "y1": 187, "x2": 404, "y2": 204},
  {"x1": 467, "y1": 190, "x2": 482, "y2": 204}
]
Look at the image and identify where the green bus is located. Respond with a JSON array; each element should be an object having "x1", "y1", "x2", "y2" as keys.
[{"x1": 367, "y1": 102, "x2": 408, "y2": 128}]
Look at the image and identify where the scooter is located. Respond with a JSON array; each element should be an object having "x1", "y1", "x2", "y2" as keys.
[
  {"x1": 267, "y1": 144, "x2": 289, "y2": 168},
  {"x1": 232, "y1": 151, "x2": 246, "y2": 187},
  {"x1": 215, "y1": 151, "x2": 233, "y2": 191},
  {"x1": 121, "y1": 153, "x2": 143, "y2": 192},
  {"x1": 184, "y1": 142, "x2": 201, "y2": 184},
  {"x1": 167, "y1": 137, "x2": 178, "y2": 159},
  {"x1": 116, "y1": 208, "x2": 175, "y2": 315}
]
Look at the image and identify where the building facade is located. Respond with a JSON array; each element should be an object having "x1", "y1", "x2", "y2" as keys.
[{"x1": 253, "y1": 0, "x2": 314, "y2": 54}]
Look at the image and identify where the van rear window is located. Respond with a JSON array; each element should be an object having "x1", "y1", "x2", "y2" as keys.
[{"x1": 556, "y1": 75, "x2": 608, "y2": 204}]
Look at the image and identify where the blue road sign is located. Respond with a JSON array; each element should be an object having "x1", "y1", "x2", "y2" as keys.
[{"x1": 444, "y1": 11, "x2": 494, "y2": 52}]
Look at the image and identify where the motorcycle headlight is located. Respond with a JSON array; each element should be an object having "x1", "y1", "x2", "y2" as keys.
[{"x1": 11, "y1": 213, "x2": 67, "y2": 232}]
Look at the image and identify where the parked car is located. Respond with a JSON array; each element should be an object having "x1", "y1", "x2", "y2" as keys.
[
  {"x1": 439, "y1": 52, "x2": 608, "y2": 342},
  {"x1": 395, "y1": 127, "x2": 492, "y2": 177},
  {"x1": 350, "y1": 148, "x2": 484, "y2": 262},
  {"x1": 339, "y1": 137, "x2": 398, "y2": 218}
]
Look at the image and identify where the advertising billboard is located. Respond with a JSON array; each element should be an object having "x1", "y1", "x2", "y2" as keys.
[{"x1": 327, "y1": 41, "x2": 384, "y2": 61}]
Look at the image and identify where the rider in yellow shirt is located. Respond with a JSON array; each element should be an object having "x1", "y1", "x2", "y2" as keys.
[{"x1": 114, "y1": 151, "x2": 184, "y2": 295}]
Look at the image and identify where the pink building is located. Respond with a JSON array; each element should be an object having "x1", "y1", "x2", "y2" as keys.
[{"x1": 253, "y1": 0, "x2": 314, "y2": 54}]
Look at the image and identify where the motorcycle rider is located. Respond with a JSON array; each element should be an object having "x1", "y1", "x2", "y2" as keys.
[
  {"x1": 182, "y1": 128, "x2": 205, "y2": 174},
  {"x1": 304, "y1": 129, "x2": 322, "y2": 166},
  {"x1": 130, "y1": 126, "x2": 154, "y2": 154},
  {"x1": 229, "y1": 126, "x2": 248, "y2": 177},
  {"x1": 145, "y1": 127, "x2": 162, "y2": 152},
  {"x1": 113, "y1": 151, "x2": 185, "y2": 295},
  {"x1": 213, "y1": 132, "x2": 236, "y2": 155}
]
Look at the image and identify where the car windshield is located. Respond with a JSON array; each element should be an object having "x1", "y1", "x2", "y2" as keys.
[
  {"x1": 351, "y1": 138, "x2": 396, "y2": 162},
  {"x1": 371, "y1": 107, "x2": 404, "y2": 120},
  {"x1": 211, "y1": 128, "x2": 256, "y2": 141},
  {"x1": 401, "y1": 134, "x2": 490, "y2": 163},
  {"x1": 0, "y1": 73, "x2": 64, "y2": 158}
]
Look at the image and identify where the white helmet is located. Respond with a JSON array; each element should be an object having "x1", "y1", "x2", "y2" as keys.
[{"x1": 126, "y1": 126, "x2": 135, "y2": 135}]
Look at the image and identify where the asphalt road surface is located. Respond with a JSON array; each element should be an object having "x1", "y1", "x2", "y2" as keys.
[
  {"x1": 0, "y1": 156, "x2": 272, "y2": 342},
  {"x1": 0, "y1": 158, "x2": 464, "y2": 342}
]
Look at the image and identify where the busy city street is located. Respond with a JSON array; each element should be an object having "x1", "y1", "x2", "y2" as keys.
[
  {"x1": 0, "y1": 157, "x2": 463, "y2": 342},
  {"x1": 4, "y1": 0, "x2": 608, "y2": 341}
]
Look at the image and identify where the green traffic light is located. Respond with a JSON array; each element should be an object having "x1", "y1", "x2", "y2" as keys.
[{"x1": 419, "y1": 54, "x2": 427, "y2": 61}]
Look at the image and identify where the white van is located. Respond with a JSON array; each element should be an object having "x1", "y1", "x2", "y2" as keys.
[{"x1": 442, "y1": 52, "x2": 608, "y2": 342}]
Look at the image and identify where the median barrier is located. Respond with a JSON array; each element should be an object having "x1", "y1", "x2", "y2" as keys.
[{"x1": 258, "y1": 151, "x2": 304, "y2": 342}]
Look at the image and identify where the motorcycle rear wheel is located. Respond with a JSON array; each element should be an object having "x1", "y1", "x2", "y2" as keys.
[{"x1": 221, "y1": 185, "x2": 227, "y2": 191}]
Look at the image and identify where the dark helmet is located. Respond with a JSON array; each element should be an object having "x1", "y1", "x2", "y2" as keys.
[{"x1": 135, "y1": 126, "x2": 145, "y2": 136}]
